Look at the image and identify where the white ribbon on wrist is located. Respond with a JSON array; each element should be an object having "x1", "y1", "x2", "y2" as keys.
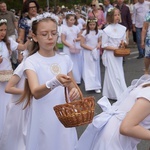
[{"x1": 46, "y1": 76, "x2": 62, "y2": 90}]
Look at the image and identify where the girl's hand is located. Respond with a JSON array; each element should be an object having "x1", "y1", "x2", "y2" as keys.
[
  {"x1": 119, "y1": 40, "x2": 125, "y2": 48},
  {"x1": 96, "y1": 43, "x2": 101, "y2": 49},
  {"x1": 73, "y1": 39, "x2": 77, "y2": 42},
  {"x1": 69, "y1": 87, "x2": 80, "y2": 101},
  {"x1": 69, "y1": 45, "x2": 74, "y2": 49},
  {"x1": 56, "y1": 74, "x2": 72, "y2": 87},
  {"x1": 0, "y1": 56, "x2": 3, "y2": 64}
]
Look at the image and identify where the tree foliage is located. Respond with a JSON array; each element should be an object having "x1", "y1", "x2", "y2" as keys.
[{"x1": 4, "y1": 0, "x2": 92, "y2": 11}]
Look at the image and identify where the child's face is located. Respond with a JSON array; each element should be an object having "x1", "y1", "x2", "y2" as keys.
[
  {"x1": 113, "y1": 9, "x2": 121, "y2": 24},
  {"x1": 66, "y1": 16, "x2": 75, "y2": 26},
  {"x1": 0, "y1": 24, "x2": 7, "y2": 41},
  {"x1": 33, "y1": 20, "x2": 58, "y2": 52},
  {"x1": 88, "y1": 22, "x2": 96, "y2": 30}
]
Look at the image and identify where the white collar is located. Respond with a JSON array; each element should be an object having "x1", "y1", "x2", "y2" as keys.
[{"x1": 103, "y1": 24, "x2": 126, "y2": 38}]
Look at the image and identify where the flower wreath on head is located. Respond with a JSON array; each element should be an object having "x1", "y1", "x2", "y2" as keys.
[
  {"x1": 64, "y1": 11, "x2": 76, "y2": 16},
  {"x1": 31, "y1": 12, "x2": 59, "y2": 25},
  {"x1": 86, "y1": 18, "x2": 98, "y2": 23},
  {"x1": 107, "y1": 7, "x2": 114, "y2": 13},
  {"x1": 0, "y1": 19, "x2": 7, "y2": 24}
]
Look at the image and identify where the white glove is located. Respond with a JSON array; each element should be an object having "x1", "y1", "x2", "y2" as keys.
[{"x1": 91, "y1": 48, "x2": 99, "y2": 61}]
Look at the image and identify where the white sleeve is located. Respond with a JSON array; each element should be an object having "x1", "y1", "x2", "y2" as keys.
[
  {"x1": 61, "y1": 25, "x2": 67, "y2": 35},
  {"x1": 24, "y1": 57, "x2": 36, "y2": 72},
  {"x1": 132, "y1": 5, "x2": 136, "y2": 25},
  {"x1": 81, "y1": 30, "x2": 86, "y2": 38},
  {"x1": 9, "y1": 38, "x2": 18, "y2": 51},
  {"x1": 101, "y1": 31, "x2": 109, "y2": 48},
  {"x1": 13, "y1": 61, "x2": 24, "y2": 78},
  {"x1": 98, "y1": 30, "x2": 103, "y2": 38},
  {"x1": 136, "y1": 87, "x2": 150, "y2": 101}
]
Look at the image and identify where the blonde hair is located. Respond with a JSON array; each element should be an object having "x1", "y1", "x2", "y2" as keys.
[
  {"x1": 91, "y1": 0, "x2": 99, "y2": 8},
  {"x1": 106, "y1": 8, "x2": 121, "y2": 24}
]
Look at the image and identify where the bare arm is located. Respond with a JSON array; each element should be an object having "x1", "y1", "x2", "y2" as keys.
[
  {"x1": 5, "y1": 75, "x2": 23, "y2": 95},
  {"x1": 17, "y1": 39, "x2": 29, "y2": 51},
  {"x1": 14, "y1": 21, "x2": 18, "y2": 31},
  {"x1": 97, "y1": 37, "x2": 102, "y2": 49},
  {"x1": 17, "y1": 28, "x2": 25, "y2": 44},
  {"x1": 80, "y1": 35, "x2": 93, "y2": 51},
  {"x1": 61, "y1": 33, "x2": 72, "y2": 47},
  {"x1": 141, "y1": 22, "x2": 148, "y2": 49},
  {"x1": 120, "y1": 98, "x2": 150, "y2": 140},
  {"x1": 25, "y1": 69, "x2": 79, "y2": 100}
]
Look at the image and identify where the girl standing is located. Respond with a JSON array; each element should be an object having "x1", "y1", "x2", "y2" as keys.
[
  {"x1": 20, "y1": 12, "x2": 79, "y2": 150},
  {"x1": 61, "y1": 13, "x2": 82, "y2": 84},
  {"x1": 81, "y1": 17, "x2": 102, "y2": 93},
  {"x1": 57, "y1": 14, "x2": 64, "y2": 53},
  {"x1": 102, "y1": 8, "x2": 127, "y2": 100},
  {"x1": 0, "y1": 60, "x2": 29, "y2": 150},
  {"x1": 0, "y1": 19, "x2": 28, "y2": 139}
]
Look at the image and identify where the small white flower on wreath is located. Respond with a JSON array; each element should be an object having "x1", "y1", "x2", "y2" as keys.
[
  {"x1": 31, "y1": 12, "x2": 59, "y2": 24},
  {"x1": 0, "y1": 19, "x2": 7, "y2": 24},
  {"x1": 107, "y1": 7, "x2": 114, "y2": 13}
]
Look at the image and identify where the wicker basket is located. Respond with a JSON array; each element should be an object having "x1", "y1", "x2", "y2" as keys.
[
  {"x1": 53, "y1": 80, "x2": 95, "y2": 128},
  {"x1": 0, "y1": 58, "x2": 13, "y2": 82},
  {"x1": 114, "y1": 48, "x2": 130, "y2": 57},
  {"x1": 0, "y1": 70, "x2": 13, "y2": 82}
]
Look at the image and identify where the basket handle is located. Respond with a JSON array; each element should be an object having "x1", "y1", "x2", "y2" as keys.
[{"x1": 65, "y1": 78, "x2": 83, "y2": 103}]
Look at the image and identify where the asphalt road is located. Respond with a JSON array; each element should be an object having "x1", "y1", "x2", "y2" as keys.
[{"x1": 76, "y1": 43, "x2": 150, "y2": 150}]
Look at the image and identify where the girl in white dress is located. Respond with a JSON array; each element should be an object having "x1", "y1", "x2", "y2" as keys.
[
  {"x1": 0, "y1": 19, "x2": 28, "y2": 139},
  {"x1": 81, "y1": 17, "x2": 102, "y2": 93},
  {"x1": 101, "y1": 8, "x2": 127, "y2": 100},
  {"x1": 19, "y1": 12, "x2": 79, "y2": 150},
  {"x1": 0, "y1": 61, "x2": 29, "y2": 150},
  {"x1": 76, "y1": 74, "x2": 150, "y2": 150},
  {"x1": 61, "y1": 13, "x2": 82, "y2": 84},
  {"x1": 57, "y1": 14, "x2": 64, "y2": 53}
]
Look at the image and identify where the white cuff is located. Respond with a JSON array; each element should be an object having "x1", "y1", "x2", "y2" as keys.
[{"x1": 46, "y1": 76, "x2": 62, "y2": 90}]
